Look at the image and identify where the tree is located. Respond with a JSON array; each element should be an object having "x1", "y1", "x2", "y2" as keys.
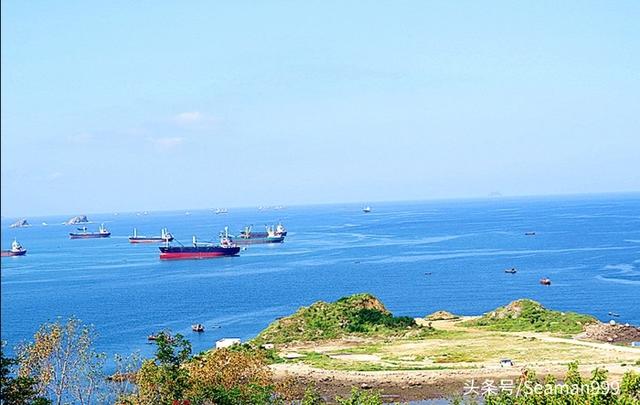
[
  {"x1": 16, "y1": 317, "x2": 104, "y2": 405},
  {"x1": 1, "y1": 343, "x2": 50, "y2": 405},
  {"x1": 132, "y1": 332, "x2": 192, "y2": 405}
]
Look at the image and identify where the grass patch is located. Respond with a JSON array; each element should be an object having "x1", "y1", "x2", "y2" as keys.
[
  {"x1": 461, "y1": 299, "x2": 597, "y2": 334},
  {"x1": 253, "y1": 293, "x2": 431, "y2": 344}
]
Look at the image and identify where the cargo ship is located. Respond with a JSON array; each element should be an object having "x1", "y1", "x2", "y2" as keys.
[
  {"x1": 238, "y1": 223, "x2": 287, "y2": 238},
  {"x1": 69, "y1": 224, "x2": 111, "y2": 239},
  {"x1": 129, "y1": 228, "x2": 174, "y2": 243},
  {"x1": 1, "y1": 239, "x2": 27, "y2": 257},
  {"x1": 159, "y1": 229, "x2": 240, "y2": 260},
  {"x1": 234, "y1": 224, "x2": 285, "y2": 245}
]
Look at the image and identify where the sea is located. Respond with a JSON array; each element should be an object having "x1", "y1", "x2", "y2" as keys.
[{"x1": 2, "y1": 194, "x2": 639, "y2": 366}]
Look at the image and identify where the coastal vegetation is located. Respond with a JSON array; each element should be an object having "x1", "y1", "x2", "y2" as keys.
[
  {"x1": 461, "y1": 299, "x2": 598, "y2": 334},
  {"x1": 3, "y1": 295, "x2": 639, "y2": 404},
  {"x1": 253, "y1": 293, "x2": 428, "y2": 344}
]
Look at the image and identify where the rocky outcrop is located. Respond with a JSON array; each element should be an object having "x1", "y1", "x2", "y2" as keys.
[
  {"x1": 65, "y1": 215, "x2": 89, "y2": 225},
  {"x1": 576, "y1": 323, "x2": 640, "y2": 344},
  {"x1": 9, "y1": 218, "x2": 30, "y2": 228},
  {"x1": 424, "y1": 311, "x2": 460, "y2": 321}
]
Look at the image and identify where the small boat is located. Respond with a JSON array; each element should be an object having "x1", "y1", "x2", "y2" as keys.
[
  {"x1": 159, "y1": 228, "x2": 241, "y2": 260},
  {"x1": 69, "y1": 224, "x2": 111, "y2": 239},
  {"x1": 539, "y1": 278, "x2": 552, "y2": 285},
  {"x1": 192, "y1": 324, "x2": 205, "y2": 332},
  {"x1": 363, "y1": 206, "x2": 372, "y2": 213},
  {"x1": 524, "y1": 232, "x2": 536, "y2": 236},
  {"x1": 148, "y1": 332, "x2": 174, "y2": 342},
  {"x1": 1, "y1": 239, "x2": 27, "y2": 257},
  {"x1": 504, "y1": 268, "x2": 517, "y2": 274},
  {"x1": 608, "y1": 312, "x2": 620, "y2": 317},
  {"x1": 129, "y1": 228, "x2": 174, "y2": 243},
  {"x1": 214, "y1": 208, "x2": 228, "y2": 214}
]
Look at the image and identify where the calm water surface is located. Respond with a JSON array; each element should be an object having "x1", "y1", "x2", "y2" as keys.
[{"x1": 2, "y1": 195, "x2": 639, "y2": 363}]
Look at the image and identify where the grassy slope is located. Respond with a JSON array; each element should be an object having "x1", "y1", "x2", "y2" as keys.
[
  {"x1": 253, "y1": 293, "x2": 429, "y2": 344},
  {"x1": 461, "y1": 299, "x2": 598, "y2": 334}
]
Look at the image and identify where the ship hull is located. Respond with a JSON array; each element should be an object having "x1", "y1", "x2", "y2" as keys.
[
  {"x1": 159, "y1": 246, "x2": 240, "y2": 260},
  {"x1": 234, "y1": 236, "x2": 285, "y2": 245},
  {"x1": 69, "y1": 233, "x2": 111, "y2": 239},
  {"x1": 1, "y1": 250, "x2": 27, "y2": 257}
]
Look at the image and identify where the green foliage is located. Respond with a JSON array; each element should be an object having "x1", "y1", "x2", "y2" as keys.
[
  {"x1": 480, "y1": 364, "x2": 640, "y2": 405},
  {"x1": 301, "y1": 384, "x2": 324, "y2": 405},
  {"x1": 148, "y1": 333, "x2": 193, "y2": 404},
  {"x1": 462, "y1": 299, "x2": 597, "y2": 334},
  {"x1": 254, "y1": 293, "x2": 426, "y2": 344},
  {"x1": 155, "y1": 333, "x2": 192, "y2": 367},
  {"x1": 188, "y1": 383, "x2": 276, "y2": 405},
  {"x1": 620, "y1": 370, "x2": 640, "y2": 400},
  {"x1": 1, "y1": 344, "x2": 51, "y2": 405},
  {"x1": 335, "y1": 388, "x2": 383, "y2": 405}
]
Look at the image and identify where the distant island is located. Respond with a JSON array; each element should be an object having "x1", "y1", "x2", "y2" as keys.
[
  {"x1": 65, "y1": 215, "x2": 89, "y2": 225},
  {"x1": 9, "y1": 218, "x2": 30, "y2": 228}
]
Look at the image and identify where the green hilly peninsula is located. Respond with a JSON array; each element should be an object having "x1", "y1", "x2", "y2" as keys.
[
  {"x1": 462, "y1": 299, "x2": 598, "y2": 333},
  {"x1": 254, "y1": 293, "x2": 428, "y2": 344}
]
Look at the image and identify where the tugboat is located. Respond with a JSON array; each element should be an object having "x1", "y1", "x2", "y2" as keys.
[
  {"x1": 192, "y1": 324, "x2": 205, "y2": 332},
  {"x1": 69, "y1": 224, "x2": 111, "y2": 239},
  {"x1": 159, "y1": 228, "x2": 241, "y2": 260},
  {"x1": 129, "y1": 228, "x2": 174, "y2": 243},
  {"x1": 539, "y1": 278, "x2": 552, "y2": 286},
  {"x1": 235, "y1": 225, "x2": 285, "y2": 245},
  {"x1": 363, "y1": 206, "x2": 372, "y2": 213},
  {"x1": 1, "y1": 239, "x2": 27, "y2": 257}
]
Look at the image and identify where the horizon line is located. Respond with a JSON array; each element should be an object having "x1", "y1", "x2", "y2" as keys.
[{"x1": 2, "y1": 190, "x2": 639, "y2": 221}]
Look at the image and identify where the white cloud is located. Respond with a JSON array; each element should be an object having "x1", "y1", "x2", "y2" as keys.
[
  {"x1": 174, "y1": 111, "x2": 203, "y2": 124},
  {"x1": 172, "y1": 111, "x2": 219, "y2": 128},
  {"x1": 151, "y1": 136, "x2": 184, "y2": 150}
]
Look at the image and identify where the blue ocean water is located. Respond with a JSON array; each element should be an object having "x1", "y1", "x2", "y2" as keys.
[{"x1": 2, "y1": 194, "x2": 639, "y2": 363}]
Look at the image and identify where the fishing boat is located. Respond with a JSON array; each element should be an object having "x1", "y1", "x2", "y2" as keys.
[
  {"x1": 504, "y1": 267, "x2": 517, "y2": 274},
  {"x1": 234, "y1": 225, "x2": 285, "y2": 245},
  {"x1": 129, "y1": 228, "x2": 174, "y2": 243},
  {"x1": 214, "y1": 208, "x2": 228, "y2": 214},
  {"x1": 69, "y1": 224, "x2": 111, "y2": 239},
  {"x1": 159, "y1": 228, "x2": 240, "y2": 260},
  {"x1": 363, "y1": 206, "x2": 372, "y2": 213},
  {"x1": 1, "y1": 239, "x2": 27, "y2": 257},
  {"x1": 192, "y1": 324, "x2": 205, "y2": 332},
  {"x1": 539, "y1": 278, "x2": 552, "y2": 285}
]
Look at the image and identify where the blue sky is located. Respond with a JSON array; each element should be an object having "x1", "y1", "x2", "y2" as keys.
[{"x1": 2, "y1": 1, "x2": 639, "y2": 216}]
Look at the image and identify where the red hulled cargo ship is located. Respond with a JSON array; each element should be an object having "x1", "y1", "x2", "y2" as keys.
[{"x1": 159, "y1": 229, "x2": 240, "y2": 260}]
